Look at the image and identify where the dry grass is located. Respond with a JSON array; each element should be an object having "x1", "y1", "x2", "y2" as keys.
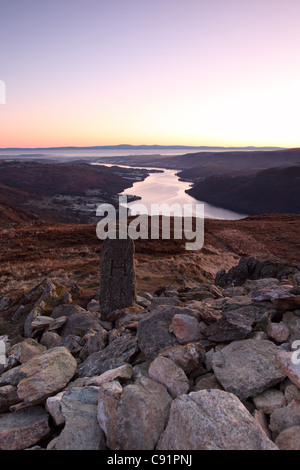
[{"x1": 0, "y1": 214, "x2": 299, "y2": 299}]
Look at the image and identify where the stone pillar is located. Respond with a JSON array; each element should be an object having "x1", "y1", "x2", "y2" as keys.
[{"x1": 99, "y1": 236, "x2": 135, "y2": 320}]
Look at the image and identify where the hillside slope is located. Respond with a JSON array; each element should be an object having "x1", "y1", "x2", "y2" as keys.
[
  {"x1": 0, "y1": 214, "x2": 299, "y2": 297},
  {"x1": 186, "y1": 165, "x2": 300, "y2": 215},
  {"x1": 0, "y1": 161, "x2": 130, "y2": 198},
  {"x1": 0, "y1": 203, "x2": 38, "y2": 225}
]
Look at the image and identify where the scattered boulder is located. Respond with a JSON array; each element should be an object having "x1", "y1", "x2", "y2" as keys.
[
  {"x1": 276, "y1": 350, "x2": 300, "y2": 389},
  {"x1": 275, "y1": 426, "x2": 300, "y2": 450},
  {"x1": 0, "y1": 406, "x2": 50, "y2": 450},
  {"x1": 137, "y1": 307, "x2": 178, "y2": 359},
  {"x1": 45, "y1": 392, "x2": 65, "y2": 427},
  {"x1": 194, "y1": 373, "x2": 223, "y2": 392},
  {"x1": 285, "y1": 384, "x2": 300, "y2": 403},
  {"x1": 203, "y1": 305, "x2": 261, "y2": 342},
  {"x1": 16, "y1": 347, "x2": 77, "y2": 404},
  {"x1": 77, "y1": 336, "x2": 138, "y2": 378},
  {"x1": 61, "y1": 334, "x2": 82, "y2": 355},
  {"x1": 47, "y1": 387, "x2": 106, "y2": 450},
  {"x1": 0, "y1": 385, "x2": 20, "y2": 412},
  {"x1": 31, "y1": 316, "x2": 54, "y2": 331},
  {"x1": 58, "y1": 311, "x2": 102, "y2": 338},
  {"x1": 51, "y1": 304, "x2": 88, "y2": 319},
  {"x1": 282, "y1": 312, "x2": 300, "y2": 343},
  {"x1": 269, "y1": 400, "x2": 300, "y2": 437},
  {"x1": 112, "y1": 377, "x2": 172, "y2": 450},
  {"x1": 252, "y1": 389, "x2": 287, "y2": 415},
  {"x1": 97, "y1": 380, "x2": 123, "y2": 449},
  {"x1": 38, "y1": 282, "x2": 58, "y2": 303},
  {"x1": 215, "y1": 257, "x2": 299, "y2": 288},
  {"x1": 148, "y1": 356, "x2": 189, "y2": 398},
  {"x1": 9, "y1": 338, "x2": 46, "y2": 364},
  {"x1": 79, "y1": 329, "x2": 108, "y2": 361},
  {"x1": 212, "y1": 340, "x2": 286, "y2": 400},
  {"x1": 157, "y1": 389, "x2": 277, "y2": 450},
  {"x1": 82, "y1": 364, "x2": 133, "y2": 387},
  {"x1": 171, "y1": 314, "x2": 203, "y2": 344},
  {"x1": 158, "y1": 343, "x2": 206, "y2": 375},
  {"x1": 267, "y1": 322, "x2": 290, "y2": 343},
  {"x1": 40, "y1": 331, "x2": 62, "y2": 348},
  {"x1": 24, "y1": 307, "x2": 42, "y2": 338}
]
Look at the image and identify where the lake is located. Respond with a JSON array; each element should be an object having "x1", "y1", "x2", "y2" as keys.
[{"x1": 95, "y1": 164, "x2": 247, "y2": 220}]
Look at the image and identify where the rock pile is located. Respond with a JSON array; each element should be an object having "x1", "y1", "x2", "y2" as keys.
[{"x1": 0, "y1": 258, "x2": 300, "y2": 450}]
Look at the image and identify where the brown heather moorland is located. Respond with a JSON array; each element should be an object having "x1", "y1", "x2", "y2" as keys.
[{"x1": 0, "y1": 214, "x2": 299, "y2": 302}]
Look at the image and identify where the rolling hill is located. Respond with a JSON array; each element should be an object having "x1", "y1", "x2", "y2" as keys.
[{"x1": 186, "y1": 165, "x2": 300, "y2": 215}]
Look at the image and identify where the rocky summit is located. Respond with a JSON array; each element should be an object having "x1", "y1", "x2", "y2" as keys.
[{"x1": 0, "y1": 257, "x2": 300, "y2": 450}]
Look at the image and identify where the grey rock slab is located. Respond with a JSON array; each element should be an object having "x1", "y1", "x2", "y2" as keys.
[
  {"x1": 270, "y1": 400, "x2": 300, "y2": 437},
  {"x1": 82, "y1": 364, "x2": 133, "y2": 387},
  {"x1": 203, "y1": 305, "x2": 262, "y2": 342},
  {"x1": 77, "y1": 335, "x2": 138, "y2": 378},
  {"x1": 275, "y1": 426, "x2": 300, "y2": 450},
  {"x1": 114, "y1": 377, "x2": 172, "y2": 450},
  {"x1": 51, "y1": 304, "x2": 89, "y2": 319},
  {"x1": 16, "y1": 346, "x2": 77, "y2": 404},
  {"x1": 137, "y1": 307, "x2": 179, "y2": 359},
  {"x1": 212, "y1": 339, "x2": 286, "y2": 400},
  {"x1": 0, "y1": 406, "x2": 49, "y2": 450},
  {"x1": 157, "y1": 389, "x2": 277, "y2": 450},
  {"x1": 252, "y1": 388, "x2": 287, "y2": 415},
  {"x1": 59, "y1": 311, "x2": 102, "y2": 338},
  {"x1": 276, "y1": 350, "x2": 300, "y2": 388},
  {"x1": 148, "y1": 356, "x2": 189, "y2": 398},
  {"x1": 47, "y1": 386, "x2": 106, "y2": 450},
  {"x1": 97, "y1": 380, "x2": 123, "y2": 450}
]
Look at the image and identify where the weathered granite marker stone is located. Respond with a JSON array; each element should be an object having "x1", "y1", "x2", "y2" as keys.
[{"x1": 99, "y1": 235, "x2": 135, "y2": 320}]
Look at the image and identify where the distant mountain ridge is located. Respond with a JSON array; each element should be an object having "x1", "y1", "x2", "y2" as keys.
[{"x1": 0, "y1": 144, "x2": 286, "y2": 151}]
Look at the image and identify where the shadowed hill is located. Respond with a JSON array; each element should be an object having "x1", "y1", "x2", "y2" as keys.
[
  {"x1": 0, "y1": 203, "x2": 39, "y2": 225},
  {"x1": 186, "y1": 165, "x2": 300, "y2": 215},
  {"x1": 0, "y1": 161, "x2": 131, "y2": 198}
]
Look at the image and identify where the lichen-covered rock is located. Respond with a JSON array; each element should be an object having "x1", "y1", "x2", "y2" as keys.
[{"x1": 16, "y1": 346, "x2": 77, "y2": 404}]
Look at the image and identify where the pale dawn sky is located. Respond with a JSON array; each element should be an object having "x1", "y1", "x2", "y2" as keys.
[{"x1": 0, "y1": 0, "x2": 299, "y2": 148}]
